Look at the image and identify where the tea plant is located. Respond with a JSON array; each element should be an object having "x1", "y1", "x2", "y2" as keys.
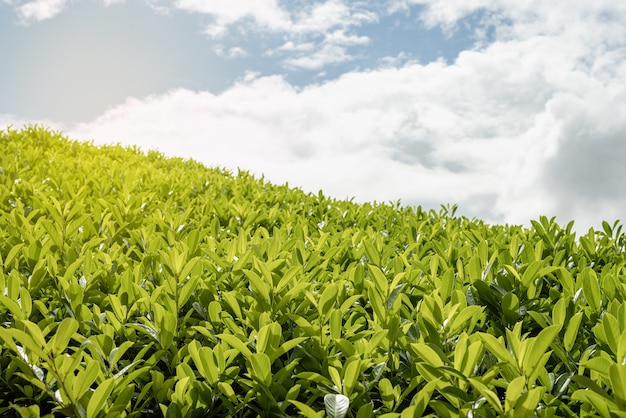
[{"x1": 1, "y1": 127, "x2": 625, "y2": 417}]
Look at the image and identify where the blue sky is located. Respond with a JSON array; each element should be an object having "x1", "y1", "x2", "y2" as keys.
[
  {"x1": 2, "y1": 0, "x2": 626, "y2": 231},
  {"x1": 0, "y1": 1, "x2": 476, "y2": 121}
]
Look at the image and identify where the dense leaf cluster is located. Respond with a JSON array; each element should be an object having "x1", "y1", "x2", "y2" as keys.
[{"x1": 1, "y1": 127, "x2": 626, "y2": 417}]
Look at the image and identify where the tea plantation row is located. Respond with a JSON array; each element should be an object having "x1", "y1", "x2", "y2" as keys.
[{"x1": 1, "y1": 127, "x2": 625, "y2": 417}]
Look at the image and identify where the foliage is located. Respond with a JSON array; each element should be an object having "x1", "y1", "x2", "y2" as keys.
[{"x1": 1, "y1": 126, "x2": 625, "y2": 417}]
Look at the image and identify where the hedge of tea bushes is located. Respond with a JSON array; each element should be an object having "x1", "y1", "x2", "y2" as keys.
[{"x1": 1, "y1": 127, "x2": 626, "y2": 417}]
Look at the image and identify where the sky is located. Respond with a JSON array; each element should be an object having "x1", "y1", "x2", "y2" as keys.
[{"x1": 2, "y1": 0, "x2": 626, "y2": 232}]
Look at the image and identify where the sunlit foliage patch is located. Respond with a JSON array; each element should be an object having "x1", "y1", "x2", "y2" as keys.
[{"x1": 1, "y1": 127, "x2": 625, "y2": 417}]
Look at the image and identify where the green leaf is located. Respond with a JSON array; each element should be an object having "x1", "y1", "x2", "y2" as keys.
[
  {"x1": 165, "y1": 403, "x2": 183, "y2": 418},
  {"x1": 579, "y1": 236, "x2": 596, "y2": 257},
  {"x1": 468, "y1": 377, "x2": 503, "y2": 414},
  {"x1": 521, "y1": 260, "x2": 544, "y2": 288},
  {"x1": 563, "y1": 312, "x2": 583, "y2": 352},
  {"x1": 10, "y1": 404, "x2": 40, "y2": 418},
  {"x1": 0, "y1": 294, "x2": 25, "y2": 321},
  {"x1": 249, "y1": 352, "x2": 271, "y2": 387},
  {"x1": 319, "y1": 283, "x2": 338, "y2": 319},
  {"x1": 218, "y1": 334, "x2": 252, "y2": 359},
  {"x1": 254, "y1": 257, "x2": 275, "y2": 288},
  {"x1": 514, "y1": 387, "x2": 545, "y2": 418},
  {"x1": 295, "y1": 371, "x2": 333, "y2": 387},
  {"x1": 270, "y1": 337, "x2": 308, "y2": 363},
  {"x1": 87, "y1": 378, "x2": 115, "y2": 418},
  {"x1": 582, "y1": 268, "x2": 601, "y2": 312},
  {"x1": 502, "y1": 293, "x2": 519, "y2": 324},
  {"x1": 72, "y1": 359, "x2": 100, "y2": 402},
  {"x1": 217, "y1": 382, "x2": 238, "y2": 403},
  {"x1": 324, "y1": 394, "x2": 350, "y2": 418},
  {"x1": 3, "y1": 243, "x2": 25, "y2": 270},
  {"x1": 356, "y1": 402, "x2": 374, "y2": 418},
  {"x1": 367, "y1": 264, "x2": 388, "y2": 296},
  {"x1": 412, "y1": 378, "x2": 439, "y2": 416},
  {"x1": 178, "y1": 274, "x2": 200, "y2": 308},
  {"x1": 379, "y1": 378, "x2": 395, "y2": 410},
  {"x1": 28, "y1": 259, "x2": 49, "y2": 294},
  {"x1": 188, "y1": 341, "x2": 219, "y2": 384},
  {"x1": 328, "y1": 366, "x2": 342, "y2": 393},
  {"x1": 342, "y1": 358, "x2": 360, "y2": 396},
  {"x1": 21, "y1": 321, "x2": 48, "y2": 354},
  {"x1": 41, "y1": 219, "x2": 63, "y2": 249},
  {"x1": 49, "y1": 317, "x2": 79, "y2": 356},
  {"x1": 365, "y1": 331, "x2": 388, "y2": 355},
  {"x1": 256, "y1": 322, "x2": 282, "y2": 359},
  {"x1": 439, "y1": 268, "x2": 455, "y2": 302},
  {"x1": 363, "y1": 241, "x2": 381, "y2": 266},
  {"x1": 157, "y1": 310, "x2": 177, "y2": 350},
  {"x1": 600, "y1": 313, "x2": 621, "y2": 356},
  {"x1": 386, "y1": 283, "x2": 405, "y2": 311},
  {"x1": 289, "y1": 400, "x2": 324, "y2": 417},
  {"x1": 367, "y1": 288, "x2": 386, "y2": 326},
  {"x1": 243, "y1": 269, "x2": 271, "y2": 305},
  {"x1": 448, "y1": 306, "x2": 484, "y2": 335},
  {"x1": 18, "y1": 287, "x2": 32, "y2": 320},
  {"x1": 556, "y1": 268, "x2": 575, "y2": 298},
  {"x1": 411, "y1": 343, "x2": 444, "y2": 367},
  {"x1": 454, "y1": 333, "x2": 482, "y2": 377},
  {"x1": 609, "y1": 363, "x2": 626, "y2": 407},
  {"x1": 522, "y1": 324, "x2": 560, "y2": 382},
  {"x1": 505, "y1": 376, "x2": 526, "y2": 413},
  {"x1": 571, "y1": 389, "x2": 613, "y2": 418},
  {"x1": 330, "y1": 309, "x2": 343, "y2": 340},
  {"x1": 477, "y1": 333, "x2": 516, "y2": 367},
  {"x1": 276, "y1": 266, "x2": 301, "y2": 293}
]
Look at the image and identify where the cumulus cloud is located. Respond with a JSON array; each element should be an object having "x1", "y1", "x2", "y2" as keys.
[
  {"x1": 6, "y1": 0, "x2": 626, "y2": 231},
  {"x1": 64, "y1": 57, "x2": 544, "y2": 224},
  {"x1": 13, "y1": 0, "x2": 69, "y2": 23},
  {"x1": 539, "y1": 90, "x2": 626, "y2": 224},
  {"x1": 65, "y1": 1, "x2": 626, "y2": 231}
]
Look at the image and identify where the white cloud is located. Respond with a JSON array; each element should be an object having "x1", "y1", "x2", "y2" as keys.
[
  {"x1": 64, "y1": 56, "x2": 547, "y2": 224},
  {"x1": 215, "y1": 46, "x2": 248, "y2": 59},
  {"x1": 175, "y1": 0, "x2": 377, "y2": 36},
  {"x1": 325, "y1": 30, "x2": 370, "y2": 46},
  {"x1": 276, "y1": 41, "x2": 316, "y2": 53},
  {"x1": 173, "y1": 0, "x2": 376, "y2": 69},
  {"x1": 227, "y1": 46, "x2": 247, "y2": 59},
  {"x1": 67, "y1": 0, "x2": 626, "y2": 231},
  {"x1": 6, "y1": 0, "x2": 626, "y2": 232},
  {"x1": 276, "y1": 29, "x2": 371, "y2": 70},
  {"x1": 288, "y1": 0, "x2": 377, "y2": 34},
  {"x1": 379, "y1": 52, "x2": 418, "y2": 68},
  {"x1": 15, "y1": 0, "x2": 69, "y2": 23},
  {"x1": 173, "y1": 0, "x2": 292, "y2": 37},
  {"x1": 282, "y1": 42, "x2": 352, "y2": 70}
]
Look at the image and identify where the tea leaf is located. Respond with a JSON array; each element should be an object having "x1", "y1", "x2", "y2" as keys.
[
  {"x1": 582, "y1": 268, "x2": 601, "y2": 312},
  {"x1": 249, "y1": 352, "x2": 272, "y2": 387},
  {"x1": 289, "y1": 400, "x2": 324, "y2": 417},
  {"x1": 87, "y1": 378, "x2": 115, "y2": 418}
]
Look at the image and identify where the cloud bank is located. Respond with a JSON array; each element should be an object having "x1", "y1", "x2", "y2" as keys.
[{"x1": 4, "y1": 0, "x2": 626, "y2": 232}]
